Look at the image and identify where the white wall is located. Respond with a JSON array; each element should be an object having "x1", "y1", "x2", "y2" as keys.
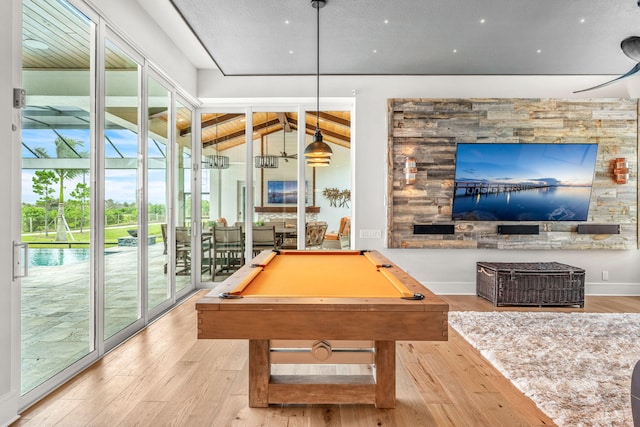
[
  {"x1": 199, "y1": 69, "x2": 640, "y2": 295},
  {"x1": 313, "y1": 144, "x2": 351, "y2": 233},
  {"x1": 1, "y1": 0, "x2": 21, "y2": 423}
]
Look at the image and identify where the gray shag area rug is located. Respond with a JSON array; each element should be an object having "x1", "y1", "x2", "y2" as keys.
[{"x1": 448, "y1": 311, "x2": 640, "y2": 427}]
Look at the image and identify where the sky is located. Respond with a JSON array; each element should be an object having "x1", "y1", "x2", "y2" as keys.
[
  {"x1": 22, "y1": 128, "x2": 170, "y2": 205},
  {"x1": 454, "y1": 143, "x2": 599, "y2": 186}
]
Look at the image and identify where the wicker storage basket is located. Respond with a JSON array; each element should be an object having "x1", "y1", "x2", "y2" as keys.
[{"x1": 476, "y1": 262, "x2": 585, "y2": 307}]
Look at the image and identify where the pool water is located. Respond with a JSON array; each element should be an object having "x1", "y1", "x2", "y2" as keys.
[{"x1": 29, "y1": 248, "x2": 90, "y2": 267}]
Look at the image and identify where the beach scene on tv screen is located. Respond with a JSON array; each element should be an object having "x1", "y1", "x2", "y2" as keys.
[{"x1": 452, "y1": 143, "x2": 598, "y2": 221}]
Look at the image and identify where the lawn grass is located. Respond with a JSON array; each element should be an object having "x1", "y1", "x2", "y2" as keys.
[{"x1": 22, "y1": 224, "x2": 164, "y2": 248}]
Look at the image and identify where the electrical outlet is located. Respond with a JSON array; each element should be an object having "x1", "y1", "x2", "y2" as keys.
[
  {"x1": 360, "y1": 229, "x2": 381, "y2": 239},
  {"x1": 602, "y1": 270, "x2": 609, "y2": 281}
]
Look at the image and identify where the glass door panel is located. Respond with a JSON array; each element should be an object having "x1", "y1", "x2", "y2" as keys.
[
  {"x1": 304, "y1": 110, "x2": 351, "y2": 249},
  {"x1": 103, "y1": 40, "x2": 141, "y2": 340},
  {"x1": 147, "y1": 76, "x2": 170, "y2": 310},
  {"x1": 252, "y1": 112, "x2": 299, "y2": 250},
  {"x1": 20, "y1": 0, "x2": 93, "y2": 394},
  {"x1": 201, "y1": 112, "x2": 246, "y2": 282},
  {"x1": 176, "y1": 101, "x2": 193, "y2": 294}
]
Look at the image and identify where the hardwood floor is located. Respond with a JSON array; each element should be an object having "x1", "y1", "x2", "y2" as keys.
[{"x1": 13, "y1": 293, "x2": 640, "y2": 427}]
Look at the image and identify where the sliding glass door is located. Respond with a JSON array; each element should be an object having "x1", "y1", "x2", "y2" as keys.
[
  {"x1": 20, "y1": 0, "x2": 94, "y2": 395},
  {"x1": 103, "y1": 38, "x2": 143, "y2": 341},
  {"x1": 146, "y1": 75, "x2": 171, "y2": 312},
  {"x1": 19, "y1": 0, "x2": 197, "y2": 407},
  {"x1": 175, "y1": 101, "x2": 193, "y2": 295}
]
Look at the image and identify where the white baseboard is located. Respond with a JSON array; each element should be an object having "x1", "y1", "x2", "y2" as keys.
[
  {"x1": 423, "y1": 281, "x2": 640, "y2": 296},
  {"x1": 425, "y1": 282, "x2": 476, "y2": 295},
  {"x1": 0, "y1": 390, "x2": 19, "y2": 427},
  {"x1": 586, "y1": 283, "x2": 640, "y2": 296}
]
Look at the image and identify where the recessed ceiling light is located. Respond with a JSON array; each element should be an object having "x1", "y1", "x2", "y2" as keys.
[
  {"x1": 373, "y1": 49, "x2": 377, "y2": 53},
  {"x1": 536, "y1": 49, "x2": 542, "y2": 54},
  {"x1": 24, "y1": 39, "x2": 48, "y2": 49},
  {"x1": 289, "y1": 50, "x2": 294, "y2": 54},
  {"x1": 384, "y1": 19, "x2": 389, "y2": 24},
  {"x1": 452, "y1": 49, "x2": 458, "y2": 53},
  {"x1": 480, "y1": 18, "x2": 486, "y2": 24},
  {"x1": 580, "y1": 18, "x2": 585, "y2": 23},
  {"x1": 284, "y1": 20, "x2": 290, "y2": 24}
]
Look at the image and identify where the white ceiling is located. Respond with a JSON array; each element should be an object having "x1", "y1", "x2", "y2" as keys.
[{"x1": 156, "y1": 0, "x2": 640, "y2": 78}]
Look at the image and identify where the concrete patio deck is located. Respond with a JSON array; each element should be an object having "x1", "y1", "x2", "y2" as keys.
[{"x1": 21, "y1": 241, "x2": 195, "y2": 394}]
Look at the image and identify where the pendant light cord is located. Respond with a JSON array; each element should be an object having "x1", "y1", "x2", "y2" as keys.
[{"x1": 316, "y1": 0, "x2": 320, "y2": 131}]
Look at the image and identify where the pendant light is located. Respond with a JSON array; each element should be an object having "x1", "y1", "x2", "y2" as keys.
[
  {"x1": 254, "y1": 113, "x2": 279, "y2": 168},
  {"x1": 204, "y1": 117, "x2": 229, "y2": 169},
  {"x1": 304, "y1": 0, "x2": 333, "y2": 167}
]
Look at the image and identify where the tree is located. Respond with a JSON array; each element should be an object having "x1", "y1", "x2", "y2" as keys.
[
  {"x1": 69, "y1": 180, "x2": 90, "y2": 233},
  {"x1": 32, "y1": 170, "x2": 57, "y2": 237},
  {"x1": 21, "y1": 204, "x2": 45, "y2": 233},
  {"x1": 33, "y1": 135, "x2": 88, "y2": 241}
]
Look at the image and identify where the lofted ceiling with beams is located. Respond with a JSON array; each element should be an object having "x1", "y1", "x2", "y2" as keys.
[{"x1": 200, "y1": 111, "x2": 351, "y2": 155}]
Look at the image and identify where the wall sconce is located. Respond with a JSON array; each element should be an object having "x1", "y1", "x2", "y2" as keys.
[
  {"x1": 613, "y1": 157, "x2": 629, "y2": 184},
  {"x1": 403, "y1": 157, "x2": 417, "y2": 185}
]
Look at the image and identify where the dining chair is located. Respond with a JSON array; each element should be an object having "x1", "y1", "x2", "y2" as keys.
[
  {"x1": 212, "y1": 226, "x2": 244, "y2": 279},
  {"x1": 324, "y1": 217, "x2": 350, "y2": 249},
  {"x1": 339, "y1": 218, "x2": 351, "y2": 249},
  {"x1": 305, "y1": 221, "x2": 328, "y2": 249},
  {"x1": 175, "y1": 226, "x2": 191, "y2": 275},
  {"x1": 161, "y1": 223, "x2": 168, "y2": 273},
  {"x1": 251, "y1": 225, "x2": 276, "y2": 257}
]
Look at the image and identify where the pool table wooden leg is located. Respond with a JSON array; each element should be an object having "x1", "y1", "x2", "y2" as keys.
[
  {"x1": 248, "y1": 339, "x2": 270, "y2": 407},
  {"x1": 375, "y1": 340, "x2": 396, "y2": 409}
]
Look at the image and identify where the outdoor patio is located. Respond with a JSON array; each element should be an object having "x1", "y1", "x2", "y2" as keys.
[{"x1": 21, "y1": 240, "x2": 194, "y2": 393}]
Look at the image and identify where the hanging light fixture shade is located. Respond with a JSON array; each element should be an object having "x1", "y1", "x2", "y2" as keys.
[
  {"x1": 255, "y1": 113, "x2": 280, "y2": 169},
  {"x1": 204, "y1": 154, "x2": 229, "y2": 169},
  {"x1": 306, "y1": 157, "x2": 331, "y2": 167},
  {"x1": 204, "y1": 117, "x2": 229, "y2": 169},
  {"x1": 304, "y1": 0, "x2": 332, "y2": 167},
  {"x1": 304, "y1": 128, "x2": 333, "y2": 159},
  {"x1": 254, "y1": 155, "x2": 279, "y2": 169}
]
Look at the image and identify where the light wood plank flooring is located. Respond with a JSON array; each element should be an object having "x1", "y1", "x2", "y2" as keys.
[{"x1": 13, "y1": 293, "x2": 640, "y2": 427}]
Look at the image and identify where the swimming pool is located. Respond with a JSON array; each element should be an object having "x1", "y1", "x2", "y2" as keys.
[{"x1": 28, "y1": 248, "x2": 90, "y2": 267}]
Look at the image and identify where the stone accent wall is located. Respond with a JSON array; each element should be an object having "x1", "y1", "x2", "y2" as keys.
[{"x1": 388, "y1": 98, "x2": 638, "y2": 249}]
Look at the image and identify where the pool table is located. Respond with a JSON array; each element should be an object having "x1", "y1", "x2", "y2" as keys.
[{"x1": 196, "y1": 250, "x2": 448, "y2": 408}]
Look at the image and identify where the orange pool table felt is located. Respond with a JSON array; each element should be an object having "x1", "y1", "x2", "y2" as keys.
[{"x1": 196, "y1": 250, "x2": 449, "y2": 408}]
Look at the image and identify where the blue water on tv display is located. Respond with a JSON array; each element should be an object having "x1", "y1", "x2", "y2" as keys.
[{"x1": 452, "y1": 143, "x2": 598, "y2": 221}]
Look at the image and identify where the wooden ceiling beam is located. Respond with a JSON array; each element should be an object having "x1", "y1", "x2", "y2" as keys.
[
  {"x1": 287, "y1": 118, "x2": 351, "y2": 148},
  {"x1": 306, "y1": 111, "x2": 351, "y2": 127},
  {"x1": 201, "y1": 113, "x2": 245, "y2": 129},
  {"x1": 182, "y1": 113, "x2": 244, "y2": 137},
  {"x1": 202, "y1": 117, "x2": 283, "y2": 148},
  {"x1": 276, "y1": 112, "x2": 291, "y2": 132}
]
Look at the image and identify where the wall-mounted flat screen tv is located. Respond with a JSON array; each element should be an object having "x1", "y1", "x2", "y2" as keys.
[
  {"x1": 267, "y1": 180, "x2": 308, "y2": 204},
  {"x1": 452, "y1": 143, "x2": 598, "y2": 221}
]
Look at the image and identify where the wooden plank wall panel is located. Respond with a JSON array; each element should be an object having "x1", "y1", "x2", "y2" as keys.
[{"x1": 387, "y1": 98, "x2": 638, "y2": 250}]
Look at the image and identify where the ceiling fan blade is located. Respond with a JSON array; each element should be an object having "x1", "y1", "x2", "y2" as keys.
[
  {"x1": 573, "y1": 62, "x2": 640, "y2": 93},
  {"x1": 622, "y1": 36, "x2": 640, "y2": 62}
]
